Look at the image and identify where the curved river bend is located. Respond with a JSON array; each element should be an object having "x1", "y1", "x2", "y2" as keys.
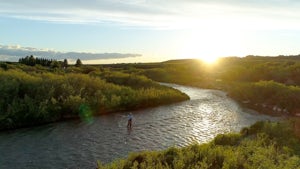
[{"x1": 0, "y1": 84, "x2": 278, "y2": 169}]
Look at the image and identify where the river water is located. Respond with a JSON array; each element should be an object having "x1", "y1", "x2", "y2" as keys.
[{"x1": 0, "y1": 84, "x2": 278, "y2": 169}]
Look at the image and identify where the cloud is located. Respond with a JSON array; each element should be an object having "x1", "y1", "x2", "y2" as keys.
[
  {"x1": 0, "y1": 44, "x2": 142, "y2": 62},
  {"x1": 1, "y1": 0, "x2": 300, "y2": 30},
  {"x1": 0, "y1": 0, "x2": 175, "y2": 27}
]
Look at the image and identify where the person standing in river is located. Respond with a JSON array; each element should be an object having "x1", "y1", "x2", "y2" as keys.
[{"x1": 127, "y1": 113, "x2": 133, "y2": 129}]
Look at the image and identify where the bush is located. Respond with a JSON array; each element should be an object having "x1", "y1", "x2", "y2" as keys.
[
  {"x1": 226, "y1": 81, "x2": 300, "y2": 113},
  {"x1": 0, "y1": 62, "x2": 8, "y2": 70},
  {"x1": 213, "y1": 133, "x2": 241, "y2": 146}
]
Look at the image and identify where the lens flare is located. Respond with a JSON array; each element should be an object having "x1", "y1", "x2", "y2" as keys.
[{"x1": 79, "y1": 104, "x2": 94, "y2": 124}]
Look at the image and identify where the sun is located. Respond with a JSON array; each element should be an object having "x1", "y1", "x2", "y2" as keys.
[
  {"x1": 179, "y1": 40, "x2": 220, "y2": 64},
  {"x1": 178, "y1": 28, "x2": 243, "y2": 64},
  {"x1": 199, "y1": 56, "x2": 219, "y2": 64}
]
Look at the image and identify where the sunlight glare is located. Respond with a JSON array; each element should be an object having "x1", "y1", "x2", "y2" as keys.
[
  {"x1": 178, "y1": 27, "x2": 244, "y2": 64},
  {"x1": 199, "y1": 56, "x2": 219, "y2": 64}
]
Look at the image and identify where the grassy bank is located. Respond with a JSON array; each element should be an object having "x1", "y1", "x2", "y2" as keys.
[{"x1": 97, "y1": 121, "x2": 300, "y2": 169}]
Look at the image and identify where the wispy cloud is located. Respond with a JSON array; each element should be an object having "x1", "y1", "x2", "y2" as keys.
[
  {"x1": 0, "y1": 44, "x2": 141, "y2": 62},
  {"x1": 1, "y1": 0, "x2": 300, "y2": 30}
]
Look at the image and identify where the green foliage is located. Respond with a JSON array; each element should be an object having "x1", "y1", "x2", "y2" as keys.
[
  {"x1": 19, "y1": 55, "x2": 59, "y2": 67},
  {"x1": 0, "y1": 67, "x2": 188, "y2": 130},
  {"x1": 227, "y1": 81, "x2": 300, "y2": 114},
  {"x1": 0, "y1": 62, "x2": 8, "y2": 70},
  {"x1": 140, "y1": 60, "x2": 208, "y2": 87},
  {"x1": 141, "y1": 68, "x2": 171, "y2": 83},
  {"x1": 216, "y1": 56, "x2": 300, "y2": 85},
  {"x1": 75, "y1": 59, "x2": 83, "y2": 67},
  {"x1": 97, "y1": 121, "x2": 300, "y2": 169},
  {"x1": 50, "y1": 60, "x2": 61, "y2": 68},
  {"x1": 213, "y1": 133, "x2": 242, "y2": 146},
  {"x1": 99, "y1": 71, "x2": 160, "y2": 89},
  {"x1": 63, "y1": 59, "x2": 68, "y2": 68}
]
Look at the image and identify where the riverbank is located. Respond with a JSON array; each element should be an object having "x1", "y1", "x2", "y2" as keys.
[
  {"x1": 97, "y1": 121, "x2": 300, "y2": 169},
  {"x1": 222, "y1": 81, "x2": 300, "y2": 117},
  {"x1": 239, "y1": 101, "x2": 289, "y2": 117}
]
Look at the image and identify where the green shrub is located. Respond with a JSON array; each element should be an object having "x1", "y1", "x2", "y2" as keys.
[
  {"x1": 0, "y1": 62, "x2": 8, "y2": 70},
  {"x1": 213, "y1": 133, "x2": 241, "y2": 146}
]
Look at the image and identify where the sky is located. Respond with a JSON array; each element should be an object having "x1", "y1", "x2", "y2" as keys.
[{"x1": 1, "y1": 0, "x2": 300, "y2": 64}]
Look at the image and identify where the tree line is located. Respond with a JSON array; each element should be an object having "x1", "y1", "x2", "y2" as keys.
[{"x1": 18, "y1": 55, "x2": 83, "y2": 67}]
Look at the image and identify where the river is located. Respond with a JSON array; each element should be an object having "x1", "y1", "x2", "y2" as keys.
[{"x1": 0, "y1": 84, "x2": 278, "y2": 169}]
